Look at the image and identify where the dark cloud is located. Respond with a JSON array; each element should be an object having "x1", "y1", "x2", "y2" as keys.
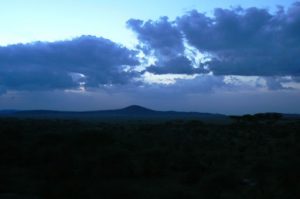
[
  {"x1": 0, "y1": 36, "x2": 139, "y2": 93},
  {"x1": 177, "y1": 4, "x2": 300, "y2": 76},
  {"x1": 178, "y1": 3, "x2": 300, "y2": 76},
  {"x1": 264, "y1": 77, "x2": 287, "y2": 90},
  {"x1": 127, "y1": 17, "x2": 184, "y2": 57},
  {"x1": 178, "y1": 7, "x2": 273, "y2": 51},
  {"x1": 127, "y1": 17, "x2": 204, "y2": 75},
  {"x1": 292, "y1": 76, "x2": 300, "y2": 82},
  {"x1": 146, "y1": 56, "x2": 206, "y2": 74},
  {"x1": 128, "y1": 2, "x2": 300, "y2": 76}
]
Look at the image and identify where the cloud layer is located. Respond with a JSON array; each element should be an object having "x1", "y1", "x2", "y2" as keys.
[
  {"x1": 0, "y1": 36, "x2": 139, "y2": 93},
  {"x1": 0, "y1": 2, "x2": 300, "y2": 96},
  {"x1": 128, "y1": 2, "x2": 300, "y2": 76},
  {"x1": 127, "y1": 17, "x2": 205, "y2": 75}
]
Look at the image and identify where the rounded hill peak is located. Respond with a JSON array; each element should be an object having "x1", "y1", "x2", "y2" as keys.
[{"x1": 121, "y1": 105, "x2": 154, "y2": 112}]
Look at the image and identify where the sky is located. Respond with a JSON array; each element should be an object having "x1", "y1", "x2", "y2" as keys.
[{"x1": 0, "y1": 0, "x2": 300, "y2": 114}]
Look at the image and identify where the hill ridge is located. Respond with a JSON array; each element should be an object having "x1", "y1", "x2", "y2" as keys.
[{"x1": 0, "y1": 105, "x2": 229, "y2": 123}]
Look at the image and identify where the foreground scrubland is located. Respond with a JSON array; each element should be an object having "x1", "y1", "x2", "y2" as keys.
[{"x1": 0, "y1": 118, "x2": 299, "y2": 199}]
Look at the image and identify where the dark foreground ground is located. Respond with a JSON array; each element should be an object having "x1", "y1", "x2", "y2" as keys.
[{"x1": 0, "y1": 118, "x2": 299, "y2": 199}]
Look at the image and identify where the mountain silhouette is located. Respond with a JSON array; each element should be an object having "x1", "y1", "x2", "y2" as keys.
[
  {"x1": 0, "y1": 105, "x2": 229, "y2": 122},
  {"x1": 0, "y1": 105, "x2": 230, "y2": 123},
  {"x1": 0, "y1": 105, "x2": 298, "y2": 122},
  {"x1": 119, "y1": 105, "x2": 155, "y2": 113}
]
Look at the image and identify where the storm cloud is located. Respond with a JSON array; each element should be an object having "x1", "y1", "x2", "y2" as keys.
[
  {"x1": 128, "y1": 2, "x2": 300, "y2": 76},
  {"x1": 0, "y1": 36, "x2": 139, "y2": 93}
]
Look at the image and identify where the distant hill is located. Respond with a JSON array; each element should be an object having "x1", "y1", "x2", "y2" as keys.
[
  {"x1": 1, "y1": 105, "x2": 299, "y2": 123},
  {"x1": 0, "y1": 105, "x2": 229, "y2": 123},
  {"x1": 0, "y1": 110, "x2": 18, "y2": 115}
]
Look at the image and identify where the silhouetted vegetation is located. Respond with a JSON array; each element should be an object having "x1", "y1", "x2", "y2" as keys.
[
  {"x1": 230, "y1": 113, "x2": 283, "y2": 124},
  {"x1": 0, "y1": 117, "x2": 299, "y2": 198}
]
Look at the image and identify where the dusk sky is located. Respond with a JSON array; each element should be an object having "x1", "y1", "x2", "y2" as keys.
[{"x1": 1, "y1": 0, "x2": 300, "y2": 114}]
